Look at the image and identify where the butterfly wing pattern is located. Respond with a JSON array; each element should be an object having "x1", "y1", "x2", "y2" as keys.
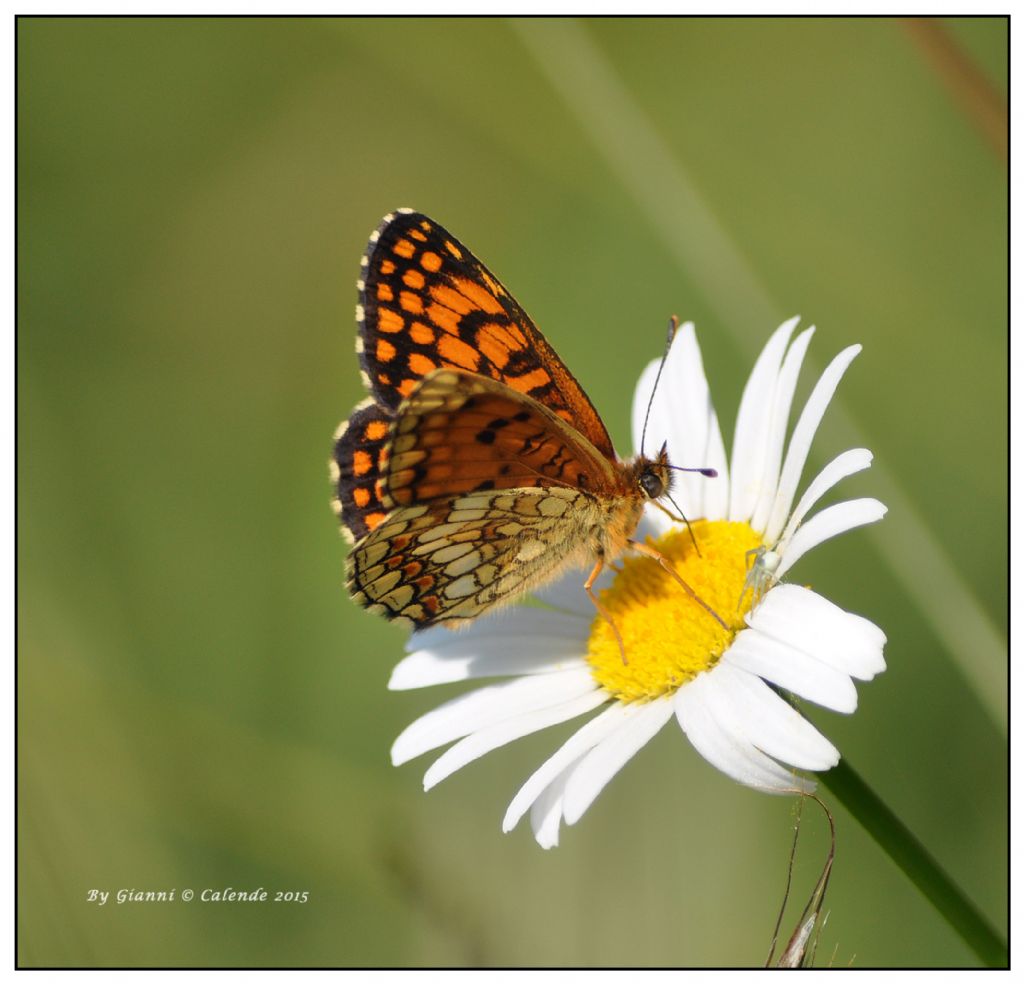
[{"x1": 332, "y1": 209, "x2": 645, "y2": 629}]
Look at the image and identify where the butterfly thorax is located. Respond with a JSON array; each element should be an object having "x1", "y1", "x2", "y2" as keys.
[{"x1": 596, "y1": 451, "x2": 671, "y2": 557}]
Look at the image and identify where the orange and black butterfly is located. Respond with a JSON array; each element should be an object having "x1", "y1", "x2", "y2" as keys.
[{"x1": 330, "y1": 209, "x2": 720, "y2": 648}]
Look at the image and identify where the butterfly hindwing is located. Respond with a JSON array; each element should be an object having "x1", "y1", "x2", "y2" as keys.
[
  {"x1": 346, "y1": 487, "x2": 595, "y2": 627},
  {"x1": 358, "y1": 209, "x2": 616, "y2": 460}
]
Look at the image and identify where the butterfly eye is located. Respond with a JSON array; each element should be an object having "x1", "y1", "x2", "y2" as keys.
[{"x1": 639, "y1": 469, "x2": 664, "y2": 499}]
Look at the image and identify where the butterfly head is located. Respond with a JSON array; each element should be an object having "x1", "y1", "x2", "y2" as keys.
[
  {"x1": 637, "y1": 443, "x2": 672, "y2": 500},
  {"x1": 634, "y1": 442, "x2": 718, "y2": 502}
]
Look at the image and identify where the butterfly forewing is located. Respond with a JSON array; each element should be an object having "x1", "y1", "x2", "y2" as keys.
[
  {"x1": 357, "y1": 209, "x2": 616, "y2": 459},
  {"x1": 383, "y1": 369, "x2": 621, "y2": 509}
]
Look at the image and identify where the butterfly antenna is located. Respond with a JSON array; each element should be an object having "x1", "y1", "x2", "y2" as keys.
[
  {"x1": 640, "y1": 315, "x2": 680, "y2": 456},
  {"x1": 666, "y1": 464, "x2": 718, "y2": 479}
]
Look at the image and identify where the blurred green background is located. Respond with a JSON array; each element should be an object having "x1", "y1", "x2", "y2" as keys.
[{"x1": 18, "y1": 16, "x2": 1006, "y2": 968}]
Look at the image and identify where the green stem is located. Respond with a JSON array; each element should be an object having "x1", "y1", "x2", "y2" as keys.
[{"x1": 820, "y1": 759, "x2": 1007, "y2": 967}]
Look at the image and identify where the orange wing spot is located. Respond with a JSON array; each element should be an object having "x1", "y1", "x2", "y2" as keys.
[
  {"x1": 364, "y1": 419, "x2": 388, "y2": 441},
  {"x1": 393, "y1": 238, "x2": 416, "y2": 259},
  {"x1": 377, "y1": 372, "x2": 391, "y2": 385},
  {"x1": 409, "y1": 352, "x2": 438, "y2": 375},
  {"x1": 506, "y1": 367, "x2": 552, "y2": 394},
  {"x1": 419, "y1": 219, "x2": 433, "y2": 233},
  {"x1": 437, "y1": 333, "x2": 482, "y2": 371},
  {"x1": 378, "y1": 307, "x2": 405, "y2": 333},
  {"x1": 422, "y1": 594, "x2": 440, "y2": 615},
  {"x1": 386, "y1": 554, "x2": 404, "y2": 569},
  {"x1": 376, "y1": 283, "x2": 394, "y2": 302},
  {"x1": 445, "y1": 240, "x2": 463, "y2": 259},
  {"x1": 353, "y1": 486, "x2": 371, "y2": 507},
  {"x1": 476, "y1": 327, "x2": 511, "y2": 369},
  {"x1": 410, "y1": 321, "x2": 435, "y2": 344},
  {"x1": 416, "y1": 575, "x2": 436, "y2": 591},
  {"x1": 480, "y1": 271, "x2": 504, "y2": 297},
  {"x1": 399, "y1": 290, "x2": 424, "y2": 315},
  {"x1": 398, "y1": 378, "x2": 418, "y2": 398},
  {"x1": 403, "y1": 560, "x2": 423, "y2": 578},
  {"x1": 376, "y1": 338, "x2": 397, "y2": 363},
  {"x1": 409, "y1": 228, "x2": 427, "y2": 242},
  {"x1": 451, "y1": 275, "x2": 504, "y2": 314},
  {"x1": 420, "y1": 251, "x2": 443, "y2": 272},
  {"x1": 403, "y1": 268, "x2": 425, "y2": 289},
  {"x1": 430, "y1": 284, "x2": 474, "y2": 315},
  {"x1": 379, "y1": 259, "x2": 396, "y2": 275},
  {"x1": 427, "y1": 302, "x2": 462, "y2": 336},
  {"x1": 365, "y1": 511, "x2": 388, "y2": 531},
  {"x1": 353, "y1": 450, "x2": 373, "y2": 476}
]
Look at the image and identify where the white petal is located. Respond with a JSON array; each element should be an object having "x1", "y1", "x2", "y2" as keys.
[
  {"x1": 533, "y1": 563, "x2": 609, "y2": 618},
  {"x1": 640, "y1": 501, "x2": 675, "y2": 538},
  {"x1": 665, "y1": 323, "x2": 730, "y2": 519},
  {"x1": 764, "y1": 344, "x2": 862, "y2": 544},
  {"x1": 723, "y1": 628, "x2": 858, "y2": 713},
  {"x1": 390, "y1": 649, "x2": 588, "y2": 690},
  {"x1": 633, "y1": 322, "x2": 729, "y2": 520},
  {"x1": 674, "y1": 672, "x2": 815, "y2": 793},
  {"x1": 699, "y1": 661, "x2": 839, "y2": 770},
  {"x1": 391, "y1": 609, "x2": 588, "y2": 690},
  {"x1": 423, "y1": 689, "x2": 609, "y2": 790},
  {"x1": 774, "y1": 498, "x2": 887, "y2": 580},
  {"x1": 503, "y1": 702, "x2": 633, "y2": 832},
  {"x1": 390, "y1": 668, "x2": 597, "y2": 766},
  {"x1": 729, "y1": 317, "x2": 800, "y2": 523},
  {"x1": 676, "y1": 325, "x2": 732, "y2": 522},
  {"x1": 776, "y1": 449, "x2": 873, "y2": 549},
  {"x1": 562, "y1": 699, "x2": 674, "y2": 825},
  {"x1": 747, "y1": 584, "x2": 887, "y2": 680},
  {"x1": 530, "y1": 770, "x2": 570, "y2": 849},
  {"x1": 750, "y1": 327, "x2": 815, "y2": 533},
  {"x1": 403, "y1": 606, "x2": 583, "y2": 656}
]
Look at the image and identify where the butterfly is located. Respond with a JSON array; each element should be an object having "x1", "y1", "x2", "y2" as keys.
[{"x1": 330, "y1": 209, "x2": 722, "y2": 655}]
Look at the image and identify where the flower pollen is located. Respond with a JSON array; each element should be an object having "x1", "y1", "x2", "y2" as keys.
[{"x1": 587, "y1": 521, "x2": 763, "y2": 702}]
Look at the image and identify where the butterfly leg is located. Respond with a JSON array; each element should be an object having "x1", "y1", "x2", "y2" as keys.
[
  {"x1": 585, "y1": 552, "x2": 628, "y2": 665},
  {"x1": 628, "y1": 539, "x2": 729, "y2": 631}
]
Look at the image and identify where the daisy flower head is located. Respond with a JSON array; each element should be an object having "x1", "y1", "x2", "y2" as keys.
[{"x1": 389, "y1": 317, "x2": 887, "y2": 849}]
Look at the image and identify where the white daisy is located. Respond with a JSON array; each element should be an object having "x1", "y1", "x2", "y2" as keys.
[{"x1": 388, "y1": 317, "x2": 887, "y2": 849}]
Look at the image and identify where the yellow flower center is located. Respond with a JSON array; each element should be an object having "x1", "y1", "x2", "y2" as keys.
[{"x1": 587, "y1": 520, "x2": 763, "y2": 702}]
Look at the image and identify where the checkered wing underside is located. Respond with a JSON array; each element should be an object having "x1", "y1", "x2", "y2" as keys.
[{"x1": 346, "y1": 485, "x2": 596, "y2": 627}]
